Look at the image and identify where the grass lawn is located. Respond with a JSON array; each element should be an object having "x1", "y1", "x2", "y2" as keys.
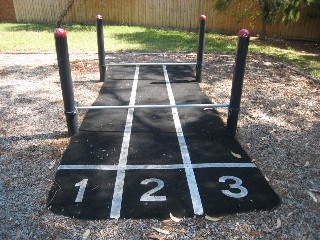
[{"x1": 1, "y1": 23, "x2": 319, "y2": 79}]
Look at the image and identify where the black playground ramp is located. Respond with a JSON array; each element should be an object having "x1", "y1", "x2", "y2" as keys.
[{"x1": 47, "y1": 64, "x2": 281, "y2": 220}]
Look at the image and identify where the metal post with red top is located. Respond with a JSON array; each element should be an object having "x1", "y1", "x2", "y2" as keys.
[
  {"x1": 96, "y1": 14, "x2": 107, "y2": 82},
  {"x1": 54, "y1": 28, "x2": 79, "y2": 136},
  {"x1": 196, "y1": 15, "x2": 207, "y2": 83},
  {"x1": 227, "y1": 29, "x2": 250, "y2": 136}
]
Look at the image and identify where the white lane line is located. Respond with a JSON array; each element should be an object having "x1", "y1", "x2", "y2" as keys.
[
  {"x1": 110, "y1": 65, "x2": 139, "y2": 219},
  {"x1": 58, "y1": 165, "x2": 118, "y2": 171},
  {"x1": 57, "y1": 162, "x2": 257, "y2": 171},
  {"x1": 163, "y1": 65, "x2": 204, "y2": 216},
  {"x1": 188, "y1": 162, "x2": 256, "y2": 168}
]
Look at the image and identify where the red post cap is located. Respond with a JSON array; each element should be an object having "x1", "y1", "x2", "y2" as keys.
[
  {"x1": 54, "y1": 28, "x2": 67, "y2": 37},
  {"x1": 200, "y1": 15, "x2": 207, "y2": 21},
  {"x1": 238, "y1": 29, "x2": 250, "y2": 38},
  {"x1": 96, "y1": 14, "x2": 103, "y2": 20}
]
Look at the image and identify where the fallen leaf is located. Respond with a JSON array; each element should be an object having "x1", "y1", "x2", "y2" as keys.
[
  {"x1": 14, "y1": 229, "x2": 22, "y2": 240},
  {"x1": 250, "y1": 231, "x2": 260, "y2": 237},
  {"x1": 82, "y1": 229, "x2": 90, "y2": 240},
  {"x1": 231, "y1": 151, "x2": 242, "y2": 159},
  {"x1": 205, "y1": 215, "x2": 223, "y2": 221},
  {"x1": 194, "y1": 235, "x2": 203, "y2": 240},
  {"x1": 275, "y1": 218, "x2": 281, "y2": 229},
  {"x1": 152, "y1": 227, "x2": 170, "y2": 235},
  {"x1": 170, "y1": 212, "x2": 182, "y2": 223},
  {"x1": 174, "y1": 228, "x2": 187, "y2": 234},
  {"x1": 287, "y1": 211, "x2": 294, "y2": 217},
  {"x1": 48, "y1": 160, "x2": 55, "y2": 170},
  {"x1": 309, "y1": 188, "x2": 320, "y2": 193},
  {"x1": 147, "y1": 234, "x2": 164, "y2": 240},
  {"x1": 307, "y1": 190, "x2": 318, "y2": 203},
  {"x1": 245, "y1": 228, "x2": 260, "y2": 237},
  {"x1": 162, "y1": 219, "x2": 172, "y2": 226},
  {"x1": 292, "y1": 161, "x2": 310, "y2": 168}
]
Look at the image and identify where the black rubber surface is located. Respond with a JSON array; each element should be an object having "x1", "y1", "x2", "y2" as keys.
[{"x1": 48, "y1": 65, "x2": 280, "y2": 219}]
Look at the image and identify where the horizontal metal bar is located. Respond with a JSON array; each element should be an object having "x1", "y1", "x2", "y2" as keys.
[
  {"x1": 106, "y1": 62, "x2": 197, "y2": 66},
  {"x1": 58, "y1": 163, "x2": 256, "y2": 171},
  {"x1": 76, "y1": 103, "x2": 229, "y2": 110}
]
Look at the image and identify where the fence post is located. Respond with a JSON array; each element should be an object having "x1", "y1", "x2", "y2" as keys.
[
  {"x1": 54, "y1": 28, "x2": 79, "y2": 136},
  {"x1": 226, "y1": 29, "x2": 250, "y2": 137},
  {"x1": 196, "y1": 15, "x2": 206, "y2": 83},
  {"x1": 96, "y1": 14, "x2": 107, "y2": 82}
]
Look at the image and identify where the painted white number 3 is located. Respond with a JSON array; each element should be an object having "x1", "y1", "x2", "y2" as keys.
[
  {"x1": 75, "y1": 179, "x2": 88, "y2": 203},
  {"x1": 140, "y1": 178, "x2": 167, "y2": 202},
  {"x1": 219, "y1": 176, "x2": 248, "y2": 199}
]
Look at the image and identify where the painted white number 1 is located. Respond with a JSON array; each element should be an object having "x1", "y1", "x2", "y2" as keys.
[
  {"x1": 75, "y1": 179, "x2": 88, "y2": 203},
  {"x1": 219, "y1": 176, "x2": 248, "y2": 199},
  {"x1": 140, "y1": 178, "x2": 167, "y2": 202}
]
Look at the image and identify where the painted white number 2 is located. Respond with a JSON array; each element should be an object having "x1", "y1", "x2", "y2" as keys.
[
  {"x1": 140, "y1": 178, "x2": 167, "y2": 202},
  {"x1": 74, "y1": 179, "x2": 88, "y2": 203},
  {"x1": 219, "y1": 176, "x2": 248, "y2": 199}
]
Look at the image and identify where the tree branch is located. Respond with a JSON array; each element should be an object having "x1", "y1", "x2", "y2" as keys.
[{"x1": 56, "y1": 0, "x2": 76, "y2": 28}]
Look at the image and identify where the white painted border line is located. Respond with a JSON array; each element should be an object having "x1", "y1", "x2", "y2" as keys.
[
  {"x1": 106, "y1": 62, "x2": 197, "y2": 66},
  {"x1": 163, "y1": 65, "x2": 204, "y2": 216},
  {"x1": 76, "y1": 103, "x2": 229, "y2": 110},
  {"x1": 110, "y1": 66, "x2": 139, "y2": 220},
  {"x1": 57, "y1": 163, "x2": 257, "y2": 171}
]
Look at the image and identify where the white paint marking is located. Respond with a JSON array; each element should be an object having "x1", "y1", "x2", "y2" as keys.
[
  {"x1": 109, "y1": 65, "x2": 139, "y2": 219},
  {"x1": 219, "y1": 176, "x2": 249, "y2": 199},
  {"x1": 58, "y1": 165, "x2": 118, "y2": 171},
  {"x1": 163, "y1": 65, "x2": 204, "y2": 216},
  {"x1": 140, "y1": 178, "x2": 167, "y2": 202},
  {"x1": 57, "y1": 162, "x2": 256, "y2": 171},
  {"x1": 188, "y1": 163, "x2": 256, "y2": 169},
  {"x1": 74, "y1": 179, "x2": 88, "y2": 203}
]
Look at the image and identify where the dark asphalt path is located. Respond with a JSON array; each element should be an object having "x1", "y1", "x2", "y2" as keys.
[{"x1": 48, "y1": 64, "x2": 280, "y2": 219}]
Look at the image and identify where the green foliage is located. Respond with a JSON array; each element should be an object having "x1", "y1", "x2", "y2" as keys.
[
  {"x1": 282, "y1": 0, "x2": 320, "y2": 24},
  {"x1": 258, "y1": 0, "x2": 282, "y2": 24},
  {"x1": 306, "y1": 1, "x2": 320, "y2": 18},
  {"x1": 214, "y1": 0, "x2": 233, "y2": 11},
  {"x1": 213, "y1": 0, "x2": 320, "y2": 24},
  {"x1": 213, "y1": 0, "x2": 320, "y2": 39}
]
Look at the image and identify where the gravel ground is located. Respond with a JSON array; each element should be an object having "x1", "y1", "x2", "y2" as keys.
[{"x1": 0, "y1": 52, "x2": 319, "y2": 239}]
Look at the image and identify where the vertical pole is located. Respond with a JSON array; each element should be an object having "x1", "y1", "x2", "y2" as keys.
[
  {"x1": 196, "y1": 15, "x2": 206, "y2": 83},
  {"x1": 54, "y1": 28, "x2": 79, "y2": 136},
  {"x1": 227, "y1": 29, "x2": 250, "y2": 136},
  {"x1": 96, "y1": 14, "x2": 107, "y2": 82}
]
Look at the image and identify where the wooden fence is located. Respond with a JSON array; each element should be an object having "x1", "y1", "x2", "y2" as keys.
[
  {"x1": 11, "y1": 0, "x2": 320, "y2": 40},
  {"x1": 0, "y1": 0, "x2": 16, "y2": 22}
]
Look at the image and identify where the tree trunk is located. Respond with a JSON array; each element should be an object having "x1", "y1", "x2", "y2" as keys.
[
  {"x1": 56, "y1": 0, "x2": 76, "y2": 28},
  {"x1": 259, "y1": 18, "x2": 267, "y2": 40}
]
